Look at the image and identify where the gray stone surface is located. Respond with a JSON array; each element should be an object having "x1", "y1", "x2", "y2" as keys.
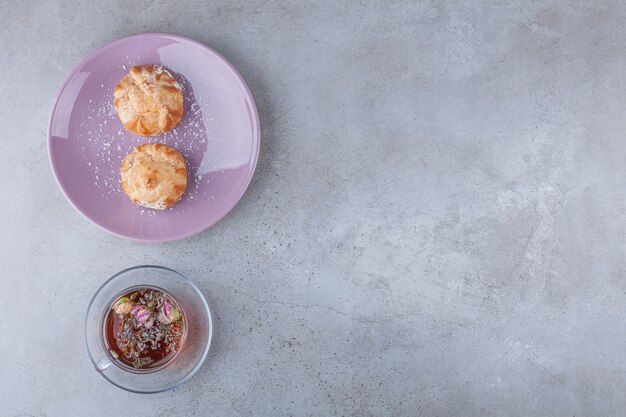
[{"x1": 1, "y1": 1, "x2": 625, "y2": 415}]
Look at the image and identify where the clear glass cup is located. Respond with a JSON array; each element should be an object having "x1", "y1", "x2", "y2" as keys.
[{"x1": 85, "y1": 265, "x2": 212, "y2": 393}]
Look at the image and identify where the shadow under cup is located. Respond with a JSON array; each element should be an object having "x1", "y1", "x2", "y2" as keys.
[{"x1": 85, "y1": 266, "x2": 212, "y2": 393}]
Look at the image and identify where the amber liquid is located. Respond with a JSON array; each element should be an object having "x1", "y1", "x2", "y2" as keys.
[{"x1": 103, "y1": 286, "x2": 185, "y2": 371}]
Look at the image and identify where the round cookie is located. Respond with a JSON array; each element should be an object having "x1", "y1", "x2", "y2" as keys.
[
  {"x1": 120, "y1": 144, "x2": 187, "y2": 209},
  {"x1": 114, "y1": 65, "x2": 184, "y2": 136}
]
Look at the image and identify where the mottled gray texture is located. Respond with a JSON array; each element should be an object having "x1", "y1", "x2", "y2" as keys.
[{"x1": 1, "y1": 1, "x2": 625, "y2": 416}]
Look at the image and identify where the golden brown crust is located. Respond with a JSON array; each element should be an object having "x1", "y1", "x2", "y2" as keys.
[
  {"x1": 114, "y1": 65, "x2": 184, "y2": 136},
  {"x1": 120, "y1": 144, "x2": 187, "y2": 209}
]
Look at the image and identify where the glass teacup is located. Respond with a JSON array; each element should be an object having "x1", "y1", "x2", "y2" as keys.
[{"x1": 85, "y1": 265, "x2": 212, "y2": 393}]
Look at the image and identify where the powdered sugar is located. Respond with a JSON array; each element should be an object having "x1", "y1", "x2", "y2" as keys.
[
  {"x1": 48, "y1": 35, "x2": 260, "y2": 241},
  {"x1": 75, "y1": 63, "x2": 218, "y2": 215}
]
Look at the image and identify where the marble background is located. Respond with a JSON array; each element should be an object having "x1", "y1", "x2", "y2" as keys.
[{"x1": 1, "y1": 1, "x2": 625, "y2": 415}]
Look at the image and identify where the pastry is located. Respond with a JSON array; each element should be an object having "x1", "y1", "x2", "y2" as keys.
[
  {"x1": 120, "y1": 144, "x2": 187, "y2": 209},
  {"x1": 114, "y1": 65, "x2": 184, "y2": 136}
]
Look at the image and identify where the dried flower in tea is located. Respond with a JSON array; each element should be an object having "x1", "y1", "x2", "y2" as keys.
[{"x1": 105, "y1": 287, "x2": 185, "y2": 369}]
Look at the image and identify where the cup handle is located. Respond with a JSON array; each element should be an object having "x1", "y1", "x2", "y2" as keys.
[{"x1": 95, "y1": 356, "x2": 113, "y2": 373}]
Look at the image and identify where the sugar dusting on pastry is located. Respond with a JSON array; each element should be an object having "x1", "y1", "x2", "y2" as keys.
[
  {"x1": 120, "y1": 144, "x2": 188, "y2": 209},
  {"x1": 114, "y1": 65, "x2": 184, "y2": 136},
  {"x1": 75, "y1": 60, "x2": 221, "y2": 215}
]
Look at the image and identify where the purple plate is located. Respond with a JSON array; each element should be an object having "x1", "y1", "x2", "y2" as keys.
[{"x1": 48, "y1": 33, "x2": 260, "y2": 242}]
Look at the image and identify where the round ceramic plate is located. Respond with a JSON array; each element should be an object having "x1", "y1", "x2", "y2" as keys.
[{"x1": 49, "y1": 33, "x2": 260, "y2": 242}]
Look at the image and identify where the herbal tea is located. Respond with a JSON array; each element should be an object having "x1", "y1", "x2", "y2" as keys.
[{"x1": 104, "y1": 287, "x2": 186, "y2": 370}]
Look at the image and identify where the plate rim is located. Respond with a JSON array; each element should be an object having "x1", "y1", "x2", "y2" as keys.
[{"x1": 48, "y1": 32, "x2": 261, "y2": 243}]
